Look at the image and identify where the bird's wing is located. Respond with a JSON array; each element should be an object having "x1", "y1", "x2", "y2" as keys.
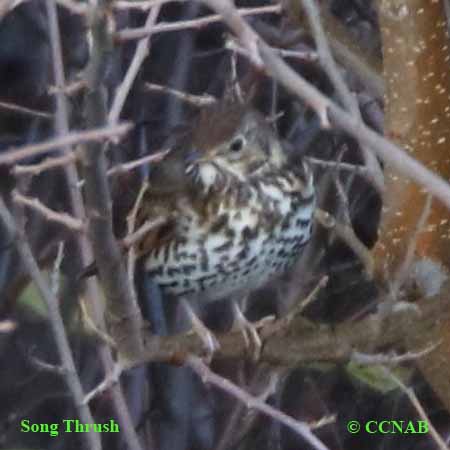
[
  {"x1": 132, "y1": 184, "x2": 182, "y2": 260},
  {"x1": 79, "y1": 189, "x2": 179, "y2": 279}
]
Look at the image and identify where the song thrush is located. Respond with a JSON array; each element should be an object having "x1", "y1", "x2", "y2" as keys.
[{"x1": 134, "y1": 101, "x2": 315, "y2": 305}]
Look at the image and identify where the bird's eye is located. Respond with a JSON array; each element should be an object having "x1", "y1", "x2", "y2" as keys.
[{"x1": 229, "y1": 136, "x2": 245, "y2": 152}]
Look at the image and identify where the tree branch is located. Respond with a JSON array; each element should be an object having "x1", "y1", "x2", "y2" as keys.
[
  {"x1": 81, "y1": 0, "x2": 144, "y2": 363},
  {"x1": 116, "y1": 5, "x2": 281, "y2": 42}
]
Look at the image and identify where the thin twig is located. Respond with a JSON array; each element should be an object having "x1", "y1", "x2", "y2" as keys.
[
  {"x1": 109, "y1": 5, "x2": 162, "y2": 124},
  {"x1": 34, "y1": 136, "x2": 165, "y2": 209},
  {"x1": 384, "y1": 368, "x2": 449, "y2": 450},
  {"x1": 310, "y1": 415, "x2": 336, "y2": 431},
  {"x1": 83, "y1": 363, "x2": 124, "y2": 405},
  {"x1": 114, "y1": 0, "x2": 184, "y2": 10},
  {"x1": 12, "y1": 191, "x2": 86, "y2": 233},
  {"x1": 123, "y1": 216, "x2": 168, "y2": 249},
  {"x1": 391, "y1": 194, "x2": 433, "y2": 296},
  {"x1": 215, "y1": 369, "x2": 284, "y2": 450},
  {"x1": 29, "y1": 355, "x2": 66, "y2": 375},
  {"x1": 334, "y1": 160, "x2": 353, "y2": 226},
  {"x1": 314, "y1": 208, "x2": 374, "y2": 276},
  {"x1": 0, "y1": 101, "x2": 53, "y2": 120},
  {"x1": 56, "y1": 0, "x2": 183, "y2": 14},
  {"x1": 116, "y1": 5, "x2": 281, "y2": 46},
  {"x1": 13, "y1": 152, "x2": 79, "y2": 176},
  {"x1": 48, "y1": 79, "x2": 87, "y2": 96},
  {"x1": 144, "y1": 83, "x2": 217, "y2": 107},
  {"x1": 263, "y1": 276, "x2": 328, "y2": 337},
  {"x1": 287, "y1": 276, "x2": 328, "y2": 319},
  {"x1": 226, "y1": 38, "x2": 318, "y2": 67},
  {"x1": 0, "y1": 122, "x2": 132, "y2": 165},
  {"x1": 187, "y1": 356, "x2": 330, "y2": 450},
  {"x1": 230, "y1": 45, "x2": 243, "y2": 102},
  {"x1": 275, "y1": 47, "x2": 318, "y2": 61},
  {"x1": 306, "y1": 157, "x2": 368, "y2": 175},
  {"x1": 352, "y1": 342, "x2": 440, "y2": 366},
  {"x1": 77, "y1": 149, "x2": 170, "y2": 188},
  {"x1": 107, "y1": 148, "x2": 170, "y2": 177},
  {"x1": 79, "y1": 298, "x2": 117, "y2": 348},
  {"x1": 51, "y1": 242, "x2": 65, "y2": 297},
  {"x1": 126, "y1": 182, "x2": 150, "y2": 286}
]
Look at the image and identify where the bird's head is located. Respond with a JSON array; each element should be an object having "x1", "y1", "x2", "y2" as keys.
[{"x1": 187, "y1": 102, "x2": 287, "y2": 186}]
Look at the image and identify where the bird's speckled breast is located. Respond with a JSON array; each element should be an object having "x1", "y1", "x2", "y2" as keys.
[{"x1": 145, "y1": 166, "x2": 315, "y2": 301}]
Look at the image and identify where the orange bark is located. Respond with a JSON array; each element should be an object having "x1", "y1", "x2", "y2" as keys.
[
  {"x1": 376, "y1": 0, "x2": 450, "y2": 410},
  {"x1": 376, "y1": 0, "x2": 450, "y2": 269}
]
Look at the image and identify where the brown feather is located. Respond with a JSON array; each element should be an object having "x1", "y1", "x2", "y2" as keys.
[{"x1": 192, "y1": 100, "x2": 247, "y2": 151}]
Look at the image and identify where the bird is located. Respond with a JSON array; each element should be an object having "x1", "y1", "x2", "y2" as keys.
[{"x1": 132, "y1": 99, "x2": 316, "y2": 325}]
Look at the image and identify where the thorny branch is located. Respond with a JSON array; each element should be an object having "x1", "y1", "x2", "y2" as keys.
[
  {"x1": 81, "y1": 0, "x2": 144, "y2": 396},
  {"x1": 12, "y1": 190, "x2": 86, "y2": 233},
  {"x1": 0, "y1": 123, "x2": 132, "y2": 165},
  {"x1": 77, "y1": 148, "x2": 169, "y2": 187}
]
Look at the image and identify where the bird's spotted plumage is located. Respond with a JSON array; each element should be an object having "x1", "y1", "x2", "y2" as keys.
[{"x1": 136, "y1": 102, "x2": 315, "y2": 301}]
